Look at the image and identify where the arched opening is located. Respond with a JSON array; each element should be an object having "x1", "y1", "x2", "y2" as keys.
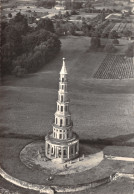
[
  {"x1": 63, "y1": 149, "x2": 67, "y2": 158},
  {"x1": 56, "y1": 118, "x2": 57, "y2": 124},
  {"x1": 61, "y1": 106, "x2": 63, "y2": 112},
  {"x1": 51, "y1": 147, "x2": 55, "y2": 155},
  {"x1": 60, "y1": 119, "x2": 62, "y2": 127},
  {"x1": 66, "y1": 118, "x2": 68, "y2": 125},
  {"x1": 47, "y1": 144, "x2": 50, "y2": 154},
  {"x1": 59, "y1": 134, "x2": 62, "y2": 139},
  {"x1": 61, "y1": 95, "x2": 63, "y2": 102},
  {"x1": 62, "y1": 78, "x2": 64, "y2": 82}
]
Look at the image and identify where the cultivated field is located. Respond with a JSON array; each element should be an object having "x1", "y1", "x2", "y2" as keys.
[
  {"x1": 101, "y1": 21, "x2": 134, "y2": 37},
  {"x1": 94, "y1": 55, "x2": 134, "y2": 79},
  {"x1": 0, "y1": 36, "x2": 134, "y2": 194}
]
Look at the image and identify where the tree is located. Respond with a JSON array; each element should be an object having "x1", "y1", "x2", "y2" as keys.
[
  {"x1": 82, "y1": 22, "x2": 90, "y2": 36},
  {"x1": 104, "y1": 44, "x2": 117, "y2": 53},
  {"x1": 72, "y1": 2, "x2": 82, "y2": 9},
  {"x1": 8, "y1": 13, "x2": 12, "y2": 18},
  {"x1": 85, "y1": 2, "x2": 92, "y2": 9},
  {"x1": 5, "y1": 26, "x2": 22, "y2": 55},
  {"x1": 123, "y1": 30, "x2": 132, "y2": 39},
  {"x1": 12, "y1": 30, "x2": 61, "y2": 73},
  {"x1": 112, "y1": 39, "x2": 119, "y2": 45},
  {"x1": 37, "y1": 18, "x2": 55, "y2": 33},
  {"x1": 1, "y1": 14, "x2": 61, "y2": 75},
  {"x1": 100, "y1": 10, "x2": 106, "y2": 22},
  {"x1": 109, "y1": 30, "x2": 118, "y2": 39},
  {"x1": 125, "y1": 43, "x2": 134, "y2": 57},
  {"x1": 1, "y1": 43, "x2": 16, "y2": 74},
  {"x1": 10, "y1": 12, "x2": 29, "y2": 35},
  {"x1": 1, "y1": 21, "x2": 8, "y2": 46},
  {"x1": 90, "y1": 37, "x2": 101, "y2": 50}
]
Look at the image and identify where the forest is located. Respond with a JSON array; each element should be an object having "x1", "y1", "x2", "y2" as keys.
[{"x1": 1, "y1": 13, "x2": 61, "y2": 75}]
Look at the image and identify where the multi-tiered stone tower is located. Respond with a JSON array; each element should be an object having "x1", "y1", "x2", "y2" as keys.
[{"x1": 45, "y1": 58, "x2": 79, "y2": 161}]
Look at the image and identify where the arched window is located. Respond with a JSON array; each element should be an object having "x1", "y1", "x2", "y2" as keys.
[
  {"x1": 59, "y1": 134, "x2": 62, "y2": 139},
  {"x1": 66, "y1": 118, "x2": 68, "y2": 125},
  {"x1": 56, "y1": 118, "x2": 57, "y2": 124},
  {"x1": 63, "y1": 149, "x2": 66, "y2": 156},
  {"x1": 61, "y1": 95, "x2": 63, "y2": 102},
  {"x1": 62, "y1": 85, "x2": 64, "y2": 89},
  {"x1": 62, "y1": 78, "x2": 64, "y2": 82},
  {"x1": 61, "y1": 106, "x2": 63, "y2": 112},
  {"x1": 60, "y1": 119, "x2": 62, "y2": 127},
  {"x1": 58, "y1": 105, "x2": 59, "y2": 111}
]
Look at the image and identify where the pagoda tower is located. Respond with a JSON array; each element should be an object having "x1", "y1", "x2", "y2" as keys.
[{"x1": 45, "y1": 58, "x2": 79, "y2": 161}]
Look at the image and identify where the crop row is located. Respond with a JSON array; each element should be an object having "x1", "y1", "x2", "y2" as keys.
[
  {"x1": 110, "y1": 22, "x2": 134, "y2": 34},
  {"x1": 93, "y1": 55, "x2": 134, "y2": 79},
  {"x1": 102, "y1": 22, "x2": 115, "y2": 35}
]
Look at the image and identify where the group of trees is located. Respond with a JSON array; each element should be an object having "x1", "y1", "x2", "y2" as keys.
[
  {"x1": 90, "y1": 36, "x2": 118, "y2": 53},
  {"x1": 55, "y1": 19, "x2": 77, "y2": 36},
  {"x1": 90, "y1": 36, "x2": 134, "y2": 56},
  {"x1": 1, "y1": 13, "x2": 61, "y2": 75}
]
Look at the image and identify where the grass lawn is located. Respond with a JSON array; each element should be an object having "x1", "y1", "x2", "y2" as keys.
[{"x1": 0, "y1": 138, "x2": 133, "y2": 186}]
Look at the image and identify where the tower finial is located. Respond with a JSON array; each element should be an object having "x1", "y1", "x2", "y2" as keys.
[{"x1": 60, "y1": 57, "x2": 67, "y2": 74}]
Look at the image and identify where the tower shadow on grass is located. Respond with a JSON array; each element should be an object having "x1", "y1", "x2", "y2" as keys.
[{"x1": 80, "y1": 133, "x2": 134, "y2": 149}]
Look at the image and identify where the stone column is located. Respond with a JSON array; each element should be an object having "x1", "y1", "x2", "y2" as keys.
[
  {"x1": 73, "y1": 145, "x2": 75, "y2": 155},
  {"x1": 57, "y1": 147, "x2": 59, "y2": 158},
  {"x1": 45, "y1": 142, "x2": 47, "y2": 155},
  {"x1": 77, "y1": 142, "x2": 79, "y2": 154},
  {"x1": 55, "y1": 146, "x2": 57, "y2": 158},
  {"x1": 68, "y1": 146, "x2": 70, "y2": 159},
  {"x1": 61, "y1": 147, "x2": 63, "y2": 159},
  {"x1": 50, "y1": 144, "x2": 52, "y2": 157}
]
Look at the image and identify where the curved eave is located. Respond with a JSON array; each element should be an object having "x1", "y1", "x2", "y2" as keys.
[
  {"x1": 52, "y1": 123, "x2": 73, "y2": 130},
  {"x1": 45, "y1": 132, "x2": 79, "y2": 146},
  {"x1": 54, "y1": 112, "x2": 71, "y2": 117},
  {"x1": 57, "y1": 100, "x2": 70, "y2": 104}
]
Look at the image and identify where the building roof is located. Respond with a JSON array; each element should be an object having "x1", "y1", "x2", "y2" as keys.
[{"x1": 60, "y1": 58, "x2": 68, "y2": 74}]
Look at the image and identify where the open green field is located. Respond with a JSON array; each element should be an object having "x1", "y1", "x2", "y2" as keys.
[{"x1": 0, "y1": 36, "x2": 134, "y2": 194}]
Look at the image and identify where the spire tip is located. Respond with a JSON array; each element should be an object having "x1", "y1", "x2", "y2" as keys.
[{"x1": 60, "y1": 58, "x2": 67, "y2": 74}]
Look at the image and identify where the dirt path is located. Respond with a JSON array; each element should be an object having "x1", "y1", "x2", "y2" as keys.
[{"x1": 105, "y1": 155, "x2": 134, "y2": 162}]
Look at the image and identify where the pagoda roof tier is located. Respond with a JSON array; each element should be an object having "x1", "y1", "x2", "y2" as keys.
[
  {"x1": 45, "y1": 132, "x2": 79, "y2": 146},
  {"x1": 59, "y1": 81, "x2": 68, "y2": 83},
  {"x1": 57, "y1": 100, "x2": 70, "y2": 104},
  {"x1": 54, "y1": 112, "x2": 71, "y2": 117},
  {"x1": 58, "y1": 91, "x2": 69, "y2": 95},
  {"x1": 52, "y1": 123, "x2": 72, "y2": 130}
]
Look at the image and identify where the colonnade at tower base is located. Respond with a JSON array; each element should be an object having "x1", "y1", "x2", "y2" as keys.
[{"x1": 45, "y1": 132, "x2": 79, "y2": 161}]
